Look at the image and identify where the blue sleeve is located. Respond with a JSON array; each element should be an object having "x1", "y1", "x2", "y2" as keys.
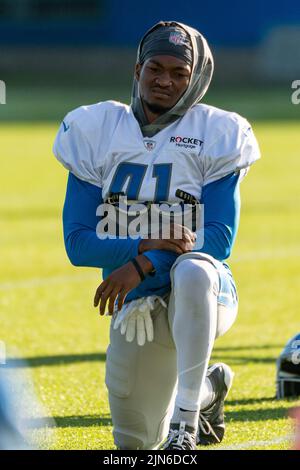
[
  {"x1": 63, "y1": 172, "x2": 141, "y2": 270},
  {"x1": 198, "y1": 172, "x2": 241, "y2": 260},
  {"x1": 143, "y1": 250, "x2": 178, "y2": 274}
]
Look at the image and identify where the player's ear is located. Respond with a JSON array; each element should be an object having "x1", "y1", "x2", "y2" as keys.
[{"x1": 135, "y1": 63, "x2": 141, "y2": 81}]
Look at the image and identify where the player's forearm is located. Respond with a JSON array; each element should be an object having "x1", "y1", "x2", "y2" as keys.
[
  {"x1": 142, "y1": 249, "x2": 178, "y2": 274},
  {"x1": 64, "y1": 227, "x2": 141, "y2": 270}
]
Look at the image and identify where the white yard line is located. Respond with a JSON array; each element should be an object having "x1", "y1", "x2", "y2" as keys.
[
  {"x1": 232, "y1": 248, "x2": 300, "y2": 262},
  {"x1": 0, "y1": 273, "x2": 98, "y2": 290}
]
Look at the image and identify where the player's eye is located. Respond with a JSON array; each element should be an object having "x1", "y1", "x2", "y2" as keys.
[{"x1": 149, "y1": 66, "x2": 159, "y2": 73}]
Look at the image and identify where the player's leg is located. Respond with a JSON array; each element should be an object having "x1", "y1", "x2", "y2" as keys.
[
  {"x1": 197, "y1": 261, "x2": 238, "y2": 445},
  {"x1": 160, "y1": 253, "x2": 237, "y2": 449},
  {"x1": 169, "y1": 258, "x2": 219, "y2": 420},
  {"x1": 105, "y1": 296, "x2": 177, "y2": 450}
]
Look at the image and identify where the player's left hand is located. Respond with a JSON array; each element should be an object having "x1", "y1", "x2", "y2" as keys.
[{"x1": 93, "y1": 255, "x2": 154, "y2": 315}]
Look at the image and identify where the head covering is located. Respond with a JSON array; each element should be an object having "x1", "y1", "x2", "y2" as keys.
[
  {"x1": 131, "y1": 21, "x2": 214, "y2": 137},
  {"x1": 139, "y1": 24, "x2": 193, "y2": 66}
]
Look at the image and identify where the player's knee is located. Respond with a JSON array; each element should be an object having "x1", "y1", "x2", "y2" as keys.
[
  {"x1": 114, "y1": 428, "x2": 161, "y2": 450},
  {"x1": 109, "y1": 396, "x2": 161, "y2": 450},
  {"x1": 174, "y1": 259, "x2": 218, "y2": 295},
  {"x1": 114, "y1": 431, "x2": 144, "y2": 450}
]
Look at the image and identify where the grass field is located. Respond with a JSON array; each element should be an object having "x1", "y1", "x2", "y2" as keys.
[{"x1": 1, "y1": 89, "x2": 300, "y2": 449}]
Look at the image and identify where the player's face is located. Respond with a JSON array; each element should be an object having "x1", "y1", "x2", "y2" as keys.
[{"x1": 135, "y1": 55, "x2": 191, "y2": 121}]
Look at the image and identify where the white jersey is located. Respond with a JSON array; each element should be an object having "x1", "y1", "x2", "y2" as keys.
[{"x1": 53, "y1": 100, "x2": 260, "y2": 203}]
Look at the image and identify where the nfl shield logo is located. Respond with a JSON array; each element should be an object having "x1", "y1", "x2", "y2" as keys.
[
  {"x1": 169, "y1": 31, "x2": 186, "y2": 46},
  {"x1": 144, "y1": 139, "x2": 156, "y2": 151}
]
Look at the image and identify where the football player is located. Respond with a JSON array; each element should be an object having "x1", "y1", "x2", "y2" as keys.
[{"x1": 53, "y1": 21, "x2": 260, "y2": 450}]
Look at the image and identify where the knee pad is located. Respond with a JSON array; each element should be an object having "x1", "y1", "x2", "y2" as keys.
[
  {"x1": 112, "y1": 410, "x2": 146, "y2": 450},
  {"x1": 116, "y1": 436, "x2": 144, "y2": 450}
]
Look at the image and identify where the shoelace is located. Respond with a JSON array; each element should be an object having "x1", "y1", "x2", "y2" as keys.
[
  {"x1": 198, "y1": 413, "x2": 221, "y2": 443},
  {"x1": 170, "y1": 431, "x2": 195, "y2": 450},
  {"x1": 164, "y1": 423, "x2": 196, "y2": 450}
]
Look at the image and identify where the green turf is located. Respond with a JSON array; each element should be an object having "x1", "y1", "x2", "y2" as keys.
[{"x1": 1, "y1": 118, "x2": 300, "y2": 450}]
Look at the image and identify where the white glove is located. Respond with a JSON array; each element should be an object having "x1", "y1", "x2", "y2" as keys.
[{"x1": 113, "y1": 296, "x2": 167, "y2": 346}]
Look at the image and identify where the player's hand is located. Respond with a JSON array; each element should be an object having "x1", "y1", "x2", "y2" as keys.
[
  {"x1": 93, "y1": 255, "x2": 154, "y2": 316},
  {"x1": 138, "y1": 223, "x2": 196, "y2": 255}
]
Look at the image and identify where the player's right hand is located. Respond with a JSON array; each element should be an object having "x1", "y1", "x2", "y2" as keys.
[{"x1": 138, "y1": 223, "x2": 196, "y2": 255}]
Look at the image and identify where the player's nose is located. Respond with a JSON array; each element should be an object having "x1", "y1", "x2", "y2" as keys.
[{"x1": 155, "y1": 73, "x2": 172, "y2": 88}]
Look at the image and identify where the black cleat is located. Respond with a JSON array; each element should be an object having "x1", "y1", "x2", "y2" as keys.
[
  {"x1": 159, "y1": 421, "x2": 197, "y2": 450},
  {"x1": 197, "y1": 362, "x2": 234, "y2": 446}
]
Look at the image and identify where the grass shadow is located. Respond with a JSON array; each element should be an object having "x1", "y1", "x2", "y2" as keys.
[
  {"x1": 27, "y1": 414, "x2": 112, "y2": 429},
  {"x1": 214, "y1": 344, "x2": 282, "y2": 352},
  {"x1": 211, "y1": 354, "x2": 276, "y2": 364},
  {"x1": 226, "y1": 407, "x2": 290, "y2": 422},
  {"x1": 7, "y1": 353, "x2": 106, "y2": 368},
  {"x1": 226, "y1": 397, "x2": 277, "y2": 406}
]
